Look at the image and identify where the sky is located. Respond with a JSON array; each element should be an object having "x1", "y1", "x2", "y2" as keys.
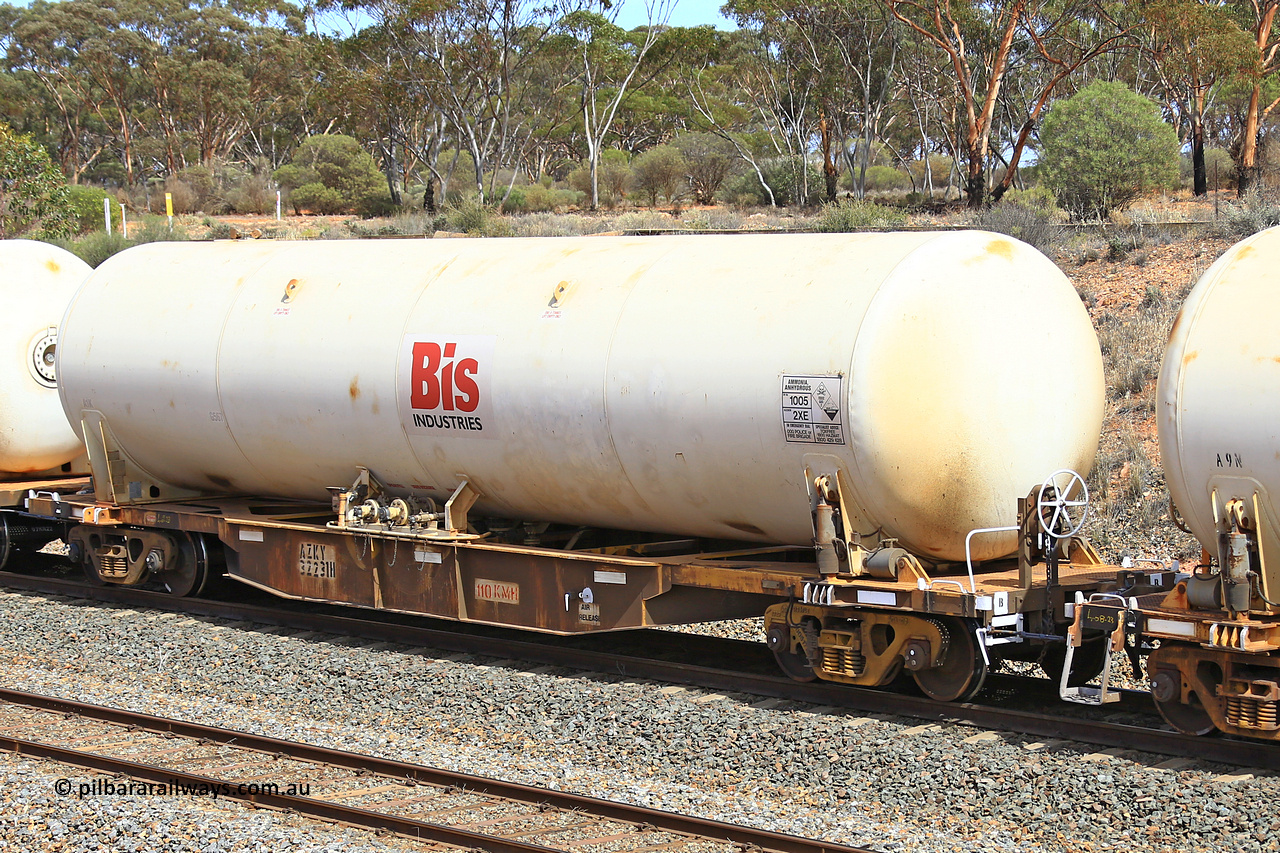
[
  {"x1": 0, "y1": 0, "x2": 738, "y2": 33},
  {"x1": 610, "y1": 0, "x2": 737, "y2": 31}
]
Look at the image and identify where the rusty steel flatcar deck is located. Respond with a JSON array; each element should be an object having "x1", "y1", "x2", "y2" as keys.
[{"x1": 22, "y1": 491, "x2": 1153, "y2": 636}]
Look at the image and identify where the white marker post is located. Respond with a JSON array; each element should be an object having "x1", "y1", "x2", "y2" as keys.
[
  {"x1": 104, "y1": 197, "x2": 112, "y2": 235},
  {"x1": 276, "y1": 189, "x2": 281, "y2": 221}
]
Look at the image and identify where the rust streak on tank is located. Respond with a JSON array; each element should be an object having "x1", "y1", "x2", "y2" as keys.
[
  {"x1": 349, "y1": 376, "x2": 361, "y2": 402},
  {"x1": 45, "y1": 259, "x2": 60, "y2": 273},
  {"x1": 986, "y1": 239, "x2": 1014, "y2": 261}
]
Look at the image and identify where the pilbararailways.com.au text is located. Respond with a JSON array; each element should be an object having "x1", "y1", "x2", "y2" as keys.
[{"x1": 54, "y1": 777, "x2": 311, "y2": 800}]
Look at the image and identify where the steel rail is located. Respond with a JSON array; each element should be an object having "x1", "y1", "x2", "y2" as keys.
[
  {"x1": 3, "y1": 571, "x2": 1278, "y2": 770},
  {"x1": 0, "y1": 687, "x2": 873, "y2": 853}
]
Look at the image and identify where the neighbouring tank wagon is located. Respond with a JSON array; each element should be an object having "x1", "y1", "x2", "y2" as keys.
[
  {"x1": 0, "y1": 240, "x2": 89, "y2": 480},
  {"x1": 1099, "y1": 224, "x2": 1280, "y2": 738},
  {"x1": 3, "y1": 233, "x2": 1174, "y2": 704}
]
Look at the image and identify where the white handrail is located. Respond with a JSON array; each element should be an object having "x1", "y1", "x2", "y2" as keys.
[{"x1": 964, "y1": 525, "x2": 1019, "y2": 594}]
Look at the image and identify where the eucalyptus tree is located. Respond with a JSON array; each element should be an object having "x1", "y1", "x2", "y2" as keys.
[
  {"x1": 0, "y1": 0, "x2": 125, "y2": 181},
  {"x1": 688, "y1": 14, "x2": 825, "y2": 206},
  {"x1": 727, "y1": 0, "x2": 905, "y2": 201},
  {"x1": 881, "y1": 0, "x2": 1133, "y2": 206},
  {"x1": 1, "y1": 0, "x2": 305, "y2": 183},
  {"x1": 1140, "y1": 0, "x2": 1255, "y2": 195},
  {"x1": 553, "y1": 0, "x2": 674, "y2": 209},
  {"x1": 325, "y1": 0, "x2": 564, "y2": 202},
  {"x1": 687, "y1": 28, "x2": 797, "y2": 206},
  {"x1": 119, "y1": 0, "x2": 305, "y2": 175},
  {"x1": 1230, "y1": 0, "x2": 1279, "y2": 192}
]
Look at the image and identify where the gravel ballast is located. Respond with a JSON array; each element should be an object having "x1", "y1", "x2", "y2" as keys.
[{"x1": 0, "y1": 589, "x2": 1276, "y2": 853}]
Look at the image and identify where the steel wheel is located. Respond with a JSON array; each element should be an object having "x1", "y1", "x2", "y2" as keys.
[
  {"x1": 1041, "y1": 636, "x2": 1109, "y2": 687},
  {"x1": 912, "y1": 617, "x2": 987, "y2": 702},
  {"x1": 1148, "y1": 652, "x2": 1217, "y2": 736},
  {"x1": 766, "y1": 625, "x2": 817, "y2": 682},
  {"x1": 153, "y1": 532, "x2": 212, "y2": 597}
]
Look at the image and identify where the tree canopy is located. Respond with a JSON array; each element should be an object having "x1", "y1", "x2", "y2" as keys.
[{"x1": 0, "y1": 0, "x2": 1273, "y2": 214}]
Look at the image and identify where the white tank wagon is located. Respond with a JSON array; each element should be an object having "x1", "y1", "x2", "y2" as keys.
[
  {"x1": 56, "y1": 232, "x2": 1103, "y2": 562},
  {"x1": 0, "y1": 240, "x2": 89, "y2": 480},
  {"x1": 23, "y1": 231, "x2": 1178, "y2": 702},
  {"x1": 1132, "y1": 224, "x2": 1280, "y2": 737}
]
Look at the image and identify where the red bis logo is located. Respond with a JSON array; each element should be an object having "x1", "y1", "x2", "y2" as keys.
[{"x1": 411, "y1": 342, "x2": 479, "y2": 412}]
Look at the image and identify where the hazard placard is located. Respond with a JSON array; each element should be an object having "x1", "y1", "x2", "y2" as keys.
[{"x1": 781, "y1": 374, "x2": 846, "y2": 445}]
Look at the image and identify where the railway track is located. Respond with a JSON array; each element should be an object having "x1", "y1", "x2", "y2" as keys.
[
  {"x1": 0, "y1": 687, "x2": 872, "y2": 853},
  {"x1": 2, "y1": 567, "x2": 1277, "y2": 771}
]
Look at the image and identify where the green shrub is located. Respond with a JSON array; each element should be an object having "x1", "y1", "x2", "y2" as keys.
[
  {"x1": 228, "y1": 168, "x2": 275, "y2": 215},
  {"x1": 614, "y1": 210, "x2": 676, "y2": 231},
  {"x1": 1180, "y1": 147, "x2": 1235, "y2": 191},
  {"x1": 568, "y1": 150, "x2": 631, "y2": 208},
  {"x1": 859, "y1": 165, "x2": 911, "y2": 192},
  {"x1": 274, "y1": 134, "x2": 389, "y2": 215},
  {"x1": 1040, "y1": 82, "x2": 1179, "y2": 220},
  {"x1": 501, "y1": 183, "x2": 581, "y2": 213},
  {"x1": 57, "y1": 232, "x2": 133, "y2": 267},
  {"x1": 289, "y1": 183, "x2": 346, "y2": 215},
  {"x1": 66, "y1": 185, "x2": 124, "y2": 234},
  {"x1": 444, "y1": 198, "x2": 510, "y2": 236},
  {"x1": 133, "y1": 214, "x2": 188, "y2": 243},
  {"x1": 160, "y1": 177, "x2": 198, "y2": 214},
  {"x1": 814, "y1": 198, "x2": 908, "y2": 232},
  {"x1": 631, "y1": 144, "x2": 687, "y2": 206},
  {"x1": 205, "y1": 221, "x2": 237, "y2": 240},
  {"x1": 761, "y1": 157, "x2": 823, "y2": 207},
  {"x1": 0, "y1": 123, "x2": 72, "y2": 238},
  {"x1": 1001, "y1": 185, "x2": 1062, "y2": 214},
  {"x1": 905, "y1": 155, "x2": 955, "y2": 191},
  {"x1": 356, "y1": 193, "x2": 400, "y2": 218},
  {"x1": 718, "y1": 171, "x2": 766, "y2": 206},
  {"x1": 721, "y1": 158, "x2": 823, "y2": 207},
  {"x1": 672, "y1": 133, "x2": 736, "y2": 205}
]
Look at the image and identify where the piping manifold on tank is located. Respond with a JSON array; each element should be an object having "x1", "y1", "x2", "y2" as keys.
[
  {"x1": 1112, "y1": 224, "x2": 1280, "y2": 738},
  {"x1": 22, "y1": 231, "x2": 1176, "y2": 703}
]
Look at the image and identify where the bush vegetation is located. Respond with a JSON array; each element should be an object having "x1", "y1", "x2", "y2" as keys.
[
  {"x1": 1218, "y1": 189, "x2": 1280, "y2": 236},
  {"x1": 815, "y1": 199, "x2": 907, "y2": 231},
  {"x1": 0, "y1": 123, "x2": 73, "y2": 238},
  {"x1": 1039, "y1": 82, "x2": 1180, "y2": 220},
  {"x1": 67, "y1": 185, "x2": 124, "y2": 234},
  {"x1": 274, "y1": 135, "x2": 389, "y2": 216},
  {"x1": 631, "y1": 145, "x2": 686, "y2": 207}
]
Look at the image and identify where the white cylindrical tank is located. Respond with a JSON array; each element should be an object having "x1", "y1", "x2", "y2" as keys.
[
  {"x1": 0, "y1": 240, "x2": 90, "y2": 477},
  {"x1": 57, "y1": 233, "x2": 1103, "y2": 561},
  {"x1": 1159, "y1": 225, "x2": 1280, "y2": 554}
]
